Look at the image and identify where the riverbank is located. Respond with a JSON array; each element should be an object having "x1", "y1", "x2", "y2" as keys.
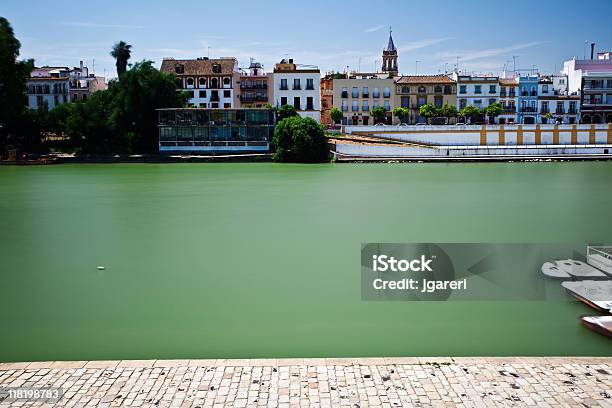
[{"x1": 1, "y1": 357, "x2": 610, "y2": 407}]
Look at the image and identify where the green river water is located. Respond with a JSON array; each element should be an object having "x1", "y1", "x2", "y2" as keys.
[{"x1": 0, "y1": 162, "x2": 611, "y2": 362}]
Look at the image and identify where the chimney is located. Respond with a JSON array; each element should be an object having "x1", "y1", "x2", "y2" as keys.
[
  {"x1": 80, "y1": 60, "x2": 83, "y2": 70},
  {"x1": 590, "y1": 43, "x2": 595, "y2": 60},
  {"x1": 288, "y1": 58, "x2": 294, "y2": 64}
]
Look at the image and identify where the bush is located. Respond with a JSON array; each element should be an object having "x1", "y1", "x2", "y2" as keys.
[{"x1": 273, "y1": 116, "x2": 329, "y2": 163}]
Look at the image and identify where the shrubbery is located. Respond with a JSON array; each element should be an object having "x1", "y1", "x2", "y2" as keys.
[{"x1": 272, "y1": 116, "x2": 329, "y2": 163}]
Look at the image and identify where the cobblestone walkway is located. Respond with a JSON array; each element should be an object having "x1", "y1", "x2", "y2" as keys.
[{"x1": 1, "y1": 358, "x2": 611, "y2": 407}]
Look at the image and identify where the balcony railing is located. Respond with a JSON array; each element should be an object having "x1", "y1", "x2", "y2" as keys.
[
  {"x1": 541, "y1": 108, "x2": 549, "y2": 114},
  {"x1": 240, "y1": 95, "x2": 268, "y2": 103},
  {"x1": 568, "y1": 109, "x2": 577, "y2": 114},
  {"x1": 240, "y1": 83, "x2": 267, "y2": 89},
  {"x1": 518, "y1": 107, "x2": 537, "y2": 113},
  {"x1": 500, "y1": 92, "x2": 506, "y2": 97},
  {"x1": 210, "y1": 94, "x2": 220, "y2": 102},
  {"x1": 555, "y1": 109, "x2": 565, "y2": 114},
  {"x1": 502, "y1": 107, "x2": 516, "y2": 113},
  {"x1": 341, "y1": 106, "x2": 348, "y2": 112},
  {"x1": 531, "y1": 91, "x2": 537, "y2": 96}
]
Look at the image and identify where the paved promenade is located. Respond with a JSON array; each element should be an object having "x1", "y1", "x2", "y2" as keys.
[{"x1": 1, "y1": 357, "x2": 611, "y2": 407}]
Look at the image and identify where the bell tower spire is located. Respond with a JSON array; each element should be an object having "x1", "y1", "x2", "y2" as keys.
[{"x1": 381, "y1": 26, "x2": 398, "y2": 76}]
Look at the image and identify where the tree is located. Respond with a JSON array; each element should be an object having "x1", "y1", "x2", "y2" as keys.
[
  {"x1": 459, "y1": 105, "x2": 481, "y2": 123},
  {"x1": 392, "y1": 107, "x2": 409, "y2": 124},
  {"x1": 484, "y1": 103, "x2": 502, "y2": 123},
  {"x1": 276, "y1": 104, "x2": 298, "y2": 121},
  {"x1": 330, "y1": 107, "x2": 343, "y2": 125},
  {"x1": 371, "y1": 106, "x2": 387, "y2": 124},
  {"x1": 110, "y1": 41, "x2": 132, "y2": 78},
  {"x1": 272, "y1": 116, "x2": 328, "y2": 163},
  {"x1": 0, "y1": 17, "x2": 35, "y2": 151},
  {"x1": 419, "y1": 103, "x2": 438, "y2": 124},
  {"x1": 439, "y1": 103, "x2": 458, "y2": 122}
]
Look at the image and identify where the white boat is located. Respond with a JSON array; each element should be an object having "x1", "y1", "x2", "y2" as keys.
[
  {"x1": 587, "y1": 246, "x2": 612, "y2": 275},
  {"x1": 541, "y1": 261, "x2": 570, "y2": 278},
  {"x1": 555, "y1": 259, "x2": 606, "y2": 277},
  {"x1": 561, "y1": 280, "x2": 612, "y2": 313},
  {"x1": 581, "y1": 316, "x2": 612, "y2": 339}
]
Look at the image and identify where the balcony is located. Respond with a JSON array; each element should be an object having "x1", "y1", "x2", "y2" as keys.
[
  {"x1": 502, "y1": 107, "x2": 516, "y2": 113},
  {"x1": 341, "y1": 106, "x2": 348, "y2": 112},
  {"x1": 372, "y1": 93, "x2": 380, "y2": 98},
  {"x1": 351, "y1": 106, "x2": 359, "y2": 112},
  {"x1": 500, "y1": 92, "x2": 506, "y2": 97},
  {"x1": 240, "y1": 95, "x2": 268, "y2": 103},
  {"x1": 240, "y1": 83, "x2": 267, "y2": 89},
  {"x1": 519, "y1": 107, "x2": 537, "y2": 113},
  {"x1": 555, "y1": 109, "x2": 565, "y2": 114},
  {"x1": 568, "y1": 109, "x2": 577, "y2": 114},
  {"x1": 509, "y1": 92, "x2": 516, "y2": 97},
  {"x1": 541, "y1": 108, "x2": 549, "y2": 114}
]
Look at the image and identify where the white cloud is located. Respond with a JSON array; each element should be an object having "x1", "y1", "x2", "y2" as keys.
[
  {"x1": 436, "y1": 41, "x2": 547, "y2": 63},
  {"x1": 397, "y1": 37, "x2": 453, "y2": 53},
  {"x1": 365, "y1": 25, "x2": 385, "y2": 33}
]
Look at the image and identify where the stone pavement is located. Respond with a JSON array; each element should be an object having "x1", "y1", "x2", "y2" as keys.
[{"x1": 0, "y1": 357, "x2": 611, "y2": 407}]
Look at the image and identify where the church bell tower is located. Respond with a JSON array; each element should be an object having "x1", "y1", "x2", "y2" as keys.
[{"x1": 381, "y1": 27, "x2": 398, "y2": 76}]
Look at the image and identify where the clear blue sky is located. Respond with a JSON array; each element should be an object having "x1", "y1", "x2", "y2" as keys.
[{"x1": 3, "y1": 0, "x2": 611, "y2": 79}]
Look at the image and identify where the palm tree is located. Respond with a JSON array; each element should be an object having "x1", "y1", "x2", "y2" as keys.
[{"x1": 110, "y1": 41, "x2": 132, "y2": 78}]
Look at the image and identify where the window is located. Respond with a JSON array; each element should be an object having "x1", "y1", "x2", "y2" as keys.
[
  {"x1": 187, "y1": 78, "x2": 194, "y2": 86},
  {"x1": 434, "y1": 85, "x2": 442, "y2": 93},
  {"x1": 36, "y1": 95, "x2": 43, "y2": 107},
  {"x1": 175, "y1": 64, "x2": 184, "y2": 74},
  {"x1": 488, "y1": 98, "x2": 496, "y2": 105},
  {"x1": 362, "y1": 87, "x2": 369, "y2": 97},
  {"x1": 489, "y1": 85, "x2": 496, "y2": 93},
  {"x1": 223, "y1": 90, "x2": 231, "y2": 98},
  {"x1": 541, "y1": 101, "x2": 549, "y2": 112},
  {"x1": 362, "y1": 100, "x2": 369, "y2": 111},
  {"x1": 474, "y1": 99, "x2": 482, "y2": 108},
  {"x1": 474, "y1": 85, "x2": 482, "y2": 94},
  {"x1": 223, "y1": 78, "x2": 230, "y2": 86},
  {"x1": 306, "y1": 97, "x2": 314, "y2": 110},
  {"x1": 418, "y1": 86, "x2": 426, "y2": 93},
  {"x1": 352, "y1": 100, "x2": 359, "y2": 112},
  {"x1": 459, "y1": 85, "x2": 467, "y2": 94},
  {"x1": 341, "y1": 100, "x2": 348, "y2": 112},
  {"x1": 384, "y1": 100, "x2": 390, "y2": 110},
  {"x1": 341, "y1": 87, "x2": 348, "y2": 98},
  {"x1": 569, "y1": 101, "x2": 577, "y2": 113},
  {"x1": 542, "y1": 84, "x2": 549, "y2": 93},
  {"x1": 383, "y1": 87, "x2": 390, "y2": 98},
  {"x1": 351, "y1": 87, "x2": 358, "y2": 98},
  {"x1": 373, "y1": 100, "x2": 380, "y2": 108},
  {"x1": 434, "y1": 96, "x2": 442, "y2": 108},
  {"x1": 293, "y1": 78, "x2": 301, "y2": 90},
  {"x1": 211, "y1": 103, "x2": 219, "y2": 108},
  {"x1": 401, "y1": 86, "x2": 409, "y2": 93},
  {"x1": 306, "y1": 78, "x2": 314, "y2": 90},
  {"x1": 417, "y1": 96, "x2": 426, "y2": 108},
  {"x1": 444, "y1": 85, "x2": 452, "y2": 94},
  {"x1": 199, "y1": 90, "x2": 207, "y2": 98},
  {"x1": 373, "y1": 88, "x2": 380, "y2": 98},
  {"x1": 293, "y1": 96, "x2": 300, "y2": 109},
  {"x1": 212, "y1": 64, "x2": 221, "y2": 74},
  {"x1": 281, "y1": 96, "x2": 287, "y2": 106},
  {"x1": 556, "y1": 102, "x2": 564, "y2": 113},
  {"x1": 211, "y1": 78, "x2": 219, "y2": 88},
  {"x1": 199, "y1": 78, "x2": 206, "y2": 87},
  {"x1": 280, "y1": 79, "x2": 288, "y2": 90},
  {"x1": 401, "y1": 96, "x2": 409, "y2": 108}
]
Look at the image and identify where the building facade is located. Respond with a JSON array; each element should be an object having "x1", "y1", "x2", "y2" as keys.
[
  {"x1": 538, "y1": 76, "x2": 579, "y2": 124},
  {"x1": 26, "y1": 67, "x2": 70, "y2": 109},
  {"x1": 517, "y1": 75, "x2": 539, "y2": 124},
  {"x1": 157, "y1": 108, "x2": 274, "y2": 152},
  {"x1": 237, "y1": 60, "x2": 271, "y2": 108},
  {"x1": 454, "y1": 75, "x2": 500, "y2": 123},
  {"x1": 68, "y1": 61, "x2": 107, "y2": 103},
  {"x1": 563, "y1": 53, "x2": 612, "y2": 123},
  {"x1": 333, "y1": 73, "x2": 394, "y2": 125},
  {"x1": 498, "y1": 78, "x2": 518, "y2": 124},
  {"x1": 320, "y1": 73, "x2": 335, "y2": 126},
  {"x1": 394, "y1": 75, "x2": 456, "y2": 124},
  {"x1": 272, "y1": 58, "x2": 321, "y2": 122},
  {"x1": 160, "y1": 57, "x2": 240, "y2": 109}
]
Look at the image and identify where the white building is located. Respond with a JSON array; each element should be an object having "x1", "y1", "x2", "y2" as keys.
[
  {"x1": 272, "y1": 59, "x2": 321, "y2": 122},
  {"x1": 26, "y1": 67, "x2": 70, "y2": 109},
  {"x1": 537, "y1": 76, "x2": 579, "y2": 124},
  {"x1": 453, "y1": 74, "x2": 500, "y2": 123},
  {"x1": 68, "y1": 61, "x2": 107, "y2": 103},
  {"x1": 160, "y1": 57, "x2": 240, "y2": 109}
]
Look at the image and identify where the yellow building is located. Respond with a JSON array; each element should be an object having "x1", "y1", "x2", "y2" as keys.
[{"x1": 394, "y1": 75, "x2": 456, "y2": 124}]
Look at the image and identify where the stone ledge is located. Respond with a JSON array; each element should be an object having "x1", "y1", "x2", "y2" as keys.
[{"x1": 1, "y1": 356, "x2": 611, "y2": 370}]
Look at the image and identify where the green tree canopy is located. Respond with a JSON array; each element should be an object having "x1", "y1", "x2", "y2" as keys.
[
  {"x1": 272, "y1": 116, "x2": 328, "y2": 163},
  {"x1": 484, "y1": 103, "x2": 502, "y2": 118},
  {"x1": 276, "y1": 104, "x2": 298, "y2": 121},
  {"x1": 439, "y1": 103, "x2": 458, "y2": 118},
  {"x1": 371, "y1": 106, "x2": 387, "y2": 123},
  {"x1": 459, "y1": 105, "x2": 480, "y2": 119},
  {"x1": 392, "y1": 107, "x2": 409, "y2": 123},
  {"x1": 419, "y1": 103, "x2": 438, "y2": 123},
  {"x1": 0, "y1": 17, "x2": 35, "y2": 150},
  {"x1": 330, "y1": 107, "x2": 343, "y2": 124},
  {"x1": 110, "y1": 41, "x2": 132, "y2": 78}
]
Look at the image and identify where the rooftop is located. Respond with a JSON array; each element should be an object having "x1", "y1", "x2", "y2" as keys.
[
  {"x1": 160, "y1": 58, "x2": 237, "y2": 76},
  {"x1": 395, "y1": 75, "x2": 455, "y2": 84}
]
